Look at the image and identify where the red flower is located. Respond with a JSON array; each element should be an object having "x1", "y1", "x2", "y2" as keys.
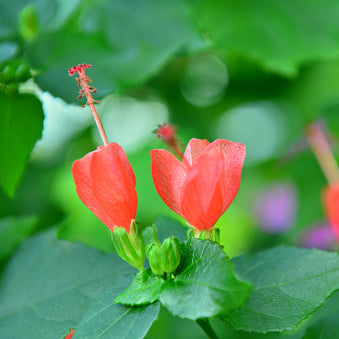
[
  {"x1": 151, "y1": 138, "x2": 246, "y2": 231},
  {"x1": 324, "y1": 184, "x2": 339, "y2": 240},
  {"x1": 72, "y1": 143, "x2": 138, "y2": 232}
]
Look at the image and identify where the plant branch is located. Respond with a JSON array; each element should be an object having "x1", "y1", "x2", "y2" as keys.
[{"x1": 196, "y1": 318, "x2": 219, "y2": 339}]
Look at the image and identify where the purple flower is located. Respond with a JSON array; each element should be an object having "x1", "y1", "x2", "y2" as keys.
[
  {"x1": 301, "y1": 223, "x2": 336, "y2": 250},
  {"x1": 255, "y1": 183, "x2": 297, "y2": 234}
]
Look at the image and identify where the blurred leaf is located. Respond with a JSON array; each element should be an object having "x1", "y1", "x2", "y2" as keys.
[
  {"x1": 159, "y1": 238, "x2": 252, "y2": 320},
  {"x1": 18, "y1": 5, "x2": 39, "y2": 40},
  {"x1": 115, "y1": 270, "x2": 164, "y2": 306},
  {"x1": 224, "y1": 246, "x2": 339, "y2": 333},
  {"x1": 0, "y1": 229, "x2": 134, "y2": 338},
  {"x1": 0, "y1": 0, "x2": 81, "y2": 39},
  {"x1": 303, "y1": 314, "x2": 339, "y2": 338},
  {"x1": 26, "y1": 0, "x2": 203, "y2": 103},
  {"x1": 0, "y1": 41, "x2": 18, "y2": 63},
  {"x1": 0, "y1": 215, "x2": 36, "y2": 260},
  {"x1": 196, "y1": 0, "x2": 339, "y2": 76},
  {"x1": 0, "y1": 92, "x2": 43, "y2": 197},
  {"x1": 74, "y1": 281, "x2": 160, "y2": 339}
]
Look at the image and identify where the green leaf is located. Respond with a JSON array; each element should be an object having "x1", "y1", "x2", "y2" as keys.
[
  {"x1": 74, "y1": 278, "x2": 160, "y2": 339},
  {"x1": 196, "y1": 0, "x2": 339, "y2": 76},
  {"x1": 0, "y1": 92, "x2": 44, "y2": 197},
  {"x1": 224, "y1": 246, "x2": 339, "y2": 333},
  {"x1": 0, "y1": 229, "x2": 135, "y2": 338},
  {"x1": 0, "y1": 215, "x2": 36, "y2": 260},
  {"x1": 26, "y1": 0, "x2": 203, "y2": 103},
  {"x1": 159, "y1": 238, "x2": 252, "y2": 320},
  {"x1": 114, "y1": 270, "x2": 164, "y2": 306},
  {"x1": 154, "y1": 214, "x2": 187, "y2": 242},
  {"x1": 303, "y1": 314, "x2": 339, "y2": 339}
]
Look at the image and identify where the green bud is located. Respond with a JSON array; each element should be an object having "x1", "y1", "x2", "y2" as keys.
[
  {"x1": 112, "y1": 220, "x2": 145, "y2": 271},
  {"x1": 146, "y1": 243, "x2": 164, "y2": 276},
  {"x1": 160, "y1": 237, "x2": 181, "y2": 274}
]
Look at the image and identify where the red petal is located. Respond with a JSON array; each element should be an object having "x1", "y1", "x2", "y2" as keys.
[
  {"x1": 72, "y1": 143, "x2": 137, "y2": 232},
  {"x1": 64, "y1": 329, "x2": 75, "y2": 339},
  {"x1": 151, "y1": 149, "x2": 187, "y2": 216},
  {"x1": 204, "y1": 139, "x2": 246, "y2": 212},
  {"x1": 324, "y1": 184, "x2": 339, "y2": 240},
  {"x1": 183, "y1": 138, "x2": 210, "y2": 167},
  {"x1": 181, "y1": 149, "x2": 225, "y2": 230}
]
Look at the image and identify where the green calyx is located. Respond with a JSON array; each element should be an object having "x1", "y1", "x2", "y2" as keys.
[
  {"x1": 112, "y1": 220, "x2": 145, "y2": 271},
  {"x1": 187, "y1": 227, "x2": 220, "y2": 243}
]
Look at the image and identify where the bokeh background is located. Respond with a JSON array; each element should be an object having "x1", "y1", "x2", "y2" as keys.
[{"x1": 1, "y1": 0, "x2": 339, "y2": 337}]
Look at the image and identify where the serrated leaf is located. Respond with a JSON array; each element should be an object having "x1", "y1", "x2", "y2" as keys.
[
  {"x1": 196, "y1": 0, "x2": 339, "y2": 76},
  {"x1": 0, "y1": 215, "x2": 36, "y2": 260},
  {"x1": 114, "y1": 270, "x2": 164, "y2": 306},
  {"x1": 74, "y1": 277, "x2": 160, "y2": 339},
  {"x1": 0, "y1": 229, "x2": 134, "y2": 338},
  {"x1": 224, "y1": 246, "x2": 339, "y2": 333},
  {"x1": 0, "y1": 92, "x2": 44, "y2": 197},
  {"x1": 26, "y1": 0, "x2": 203, "y2": 103},
  {"x1": 159, "y1": 238, "x2": 252, "y2": 320}
]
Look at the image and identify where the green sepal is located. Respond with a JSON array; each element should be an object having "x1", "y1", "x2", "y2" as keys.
[{"x1": 112, "y1": 221, "x2": 145, "y2": 271}]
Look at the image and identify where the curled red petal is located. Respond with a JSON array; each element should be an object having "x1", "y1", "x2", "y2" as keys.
[
  {"x1": 151, "y1": 149, "x2": 187, "y2": 216},
  {"x1": 204, "y1": 139, "x2": 246, "y2": 213},
  {"x1": 182, "y1": 138, "x2": 210, "y2": 167},
  {"x1": 181, "y1": 149, "x2": 225, "y2": 230},
  {"x1": 72, "y1": 143, "x2": 137, "y2": 232},
  {"x1": 324, "y1": 184, "x2": 339, "y2": 240},
  {"x1": 64, "y1": 329, "x2": 75, "y2": 339}
]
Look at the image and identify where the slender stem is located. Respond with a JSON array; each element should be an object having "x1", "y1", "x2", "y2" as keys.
[
  {"x1": 306, "y1": 122, "x2": 339, "y2": 184},
  {"x1": 196, "y1": 318, "x2": 219, "y2": 339}
]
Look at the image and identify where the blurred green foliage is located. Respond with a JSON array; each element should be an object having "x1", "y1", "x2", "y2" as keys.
[{"x1": 1, "y1": 0, "x2": 339, "y2": 337}]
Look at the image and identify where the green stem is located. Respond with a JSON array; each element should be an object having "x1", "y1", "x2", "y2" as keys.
[{"x1": 196, "y1": 318, "x2": 218, "y2": 339}]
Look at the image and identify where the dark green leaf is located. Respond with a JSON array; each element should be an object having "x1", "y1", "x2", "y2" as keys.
[
  {"x1": 26, "y1": 0, "x2": 203, "y2": 103},
  {"x1": 159, "y1": 238, "x2": 252, "y2": 320},
  {"x1": 74, "y1": 277, "x2": 160, "y2": 339},
  {"x1": 114, "y1": 270, "x2": 164, "y2": 306},
  {"x1": 0, "y1": 215, "x2": 36, "y2": 260},
  {"x1": 154, "y1": 214, "x2": 187, "y2": 242},
  {"x1": 0, "y1": 92, "x2": 44, "y2": 197},
  {"x1": 303, "y1": 314, "x2": 339, "y2": 339},
  {"x1": 224, "y1": 246, "x2": 339, "y2": 333},
  {"x1": 0, "y1": 229, "x2": 134, "y2": 338},
  {"x1": 196, "y1": 0, "x2": 339, "y2": 76}
]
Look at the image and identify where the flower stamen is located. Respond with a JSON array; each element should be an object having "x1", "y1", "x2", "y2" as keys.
[{"x1": 69, "y1": 63, "x2": 108, "y2": 146}]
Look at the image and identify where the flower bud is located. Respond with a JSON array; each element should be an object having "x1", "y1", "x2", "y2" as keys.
[
  {"x1": 146, "y1": 243, "x2": 164, "y2": 276},
  {"x1": 160, "y1": 237, "x2": 181, "y2": 274},
  {"x1": 112, "y1": 220, "x2": 145, "y2": 271}
]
